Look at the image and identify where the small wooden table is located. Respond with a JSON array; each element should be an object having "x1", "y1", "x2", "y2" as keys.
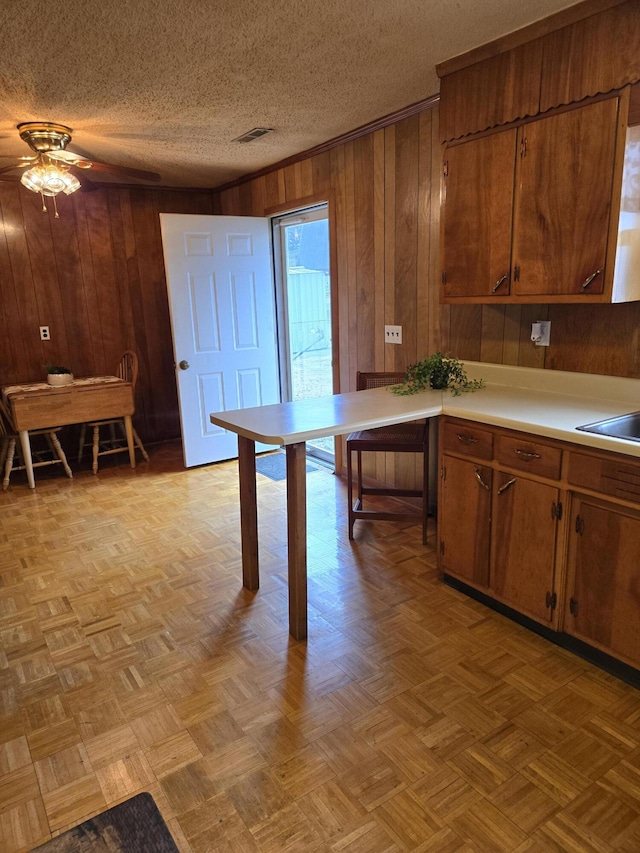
[
  {"x1": 2, "y1": 376, "x2": 136, "y2": 489},
  {"x1": 210, "y1": 387, "x2": 442, "y2": 640}
]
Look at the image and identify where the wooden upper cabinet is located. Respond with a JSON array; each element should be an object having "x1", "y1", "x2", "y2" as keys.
[
  {"x1": 541, "y1": 1, "x2": 640, "y2": 112},
  {"x1": 441, "y1": 130, "x2": 516, "y2": 298},
  {"x1": 441, "y1": 94, "x2": 628, "y2": 303},
  {"x1": 439, "y1": 40, "x2": 543, "y2": 142},
  {"x1": 512, "y1": 97, "x2": 620, "y2": 298}
]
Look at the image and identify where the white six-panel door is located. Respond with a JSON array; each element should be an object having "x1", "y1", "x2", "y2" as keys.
[{"x1": 160, "y1": 213, "x2": 280, "y2": 467}]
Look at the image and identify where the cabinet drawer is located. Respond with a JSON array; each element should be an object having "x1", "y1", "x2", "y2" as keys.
[
  {"x1": 569, "y1": 452, "x2": 640, "y2": 503},
  {"x1": 497, "y1": 435, "x2": 562, "y2": 479},
  {"x1": 442, "y1": 422, "x2": 493, "y2": 460}
]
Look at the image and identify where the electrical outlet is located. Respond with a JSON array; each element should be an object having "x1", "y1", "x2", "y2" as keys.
[
  {"x1": 384, "y1": 325, "x2": 402, "y2": 344},
  {"x1": 531, "y1": 320, "x2": 551, "y2": 347},
  {"x1": 40, "y1": 326, "x2": 50, "y2": 341}
]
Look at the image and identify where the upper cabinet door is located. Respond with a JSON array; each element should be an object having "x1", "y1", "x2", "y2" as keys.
[
  {"x1": 441, "y1": 129, "x2": 517, "y2": 299},
  {"x1": 512, "y1": 98, "x2": 620, "y2": 298}
]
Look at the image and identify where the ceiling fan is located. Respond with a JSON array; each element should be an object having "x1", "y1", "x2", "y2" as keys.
[{"x1": 0, "y1": 122, "x2": 161, "y2": 216}]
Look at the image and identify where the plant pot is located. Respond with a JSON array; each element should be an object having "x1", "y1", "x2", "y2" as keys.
[{"x1": 47, "y1": 373, "x2": 73, "y2": 387}]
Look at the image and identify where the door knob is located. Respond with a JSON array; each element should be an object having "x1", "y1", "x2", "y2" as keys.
[{"x1": 178, "y1": 360, "x2": 190, "y2": 370}]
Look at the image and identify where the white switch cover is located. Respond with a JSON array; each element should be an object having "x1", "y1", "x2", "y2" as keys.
[{"x1": 385, "y1": 325, "x2": 402, "y2": 344}]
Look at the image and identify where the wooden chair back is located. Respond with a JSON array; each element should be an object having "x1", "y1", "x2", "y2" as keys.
[
  {"x1": 0, "y1": 399, "x2": 15, "y2": 438},
  {"x1": 356, "y1": 371, "x2": 406, "y2": 391},
  {"x1": 117, "y1": 351, "x2": 139, "y2": 389}
]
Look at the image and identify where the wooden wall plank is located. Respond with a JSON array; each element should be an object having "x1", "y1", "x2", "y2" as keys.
[
  {"x1": 383, "y1": 125, "x2": 397, "y2": 372},
  {"x1": 51, "y1": 201, "x2": 94, "y2": 379},
  {"x1": 373, "y1": 130, "x2": 386, "y2": 373},
  {"x1": 1, "y1": 187, "x2": 47, "y2": 379},
  {"x1": 344, "y1": 142, "x2": 358, "y2": 391},
  {"x1": 0, "y1": 192, "x2": 26, "y2": 384},
  {"x1": 417, "y1": 110, "x2": 433, "y2": 361},
  {"x1": 354, "y1": 135, "x2": 376, "y2": 373}
]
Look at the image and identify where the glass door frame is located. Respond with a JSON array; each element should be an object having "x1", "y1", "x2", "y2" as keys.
[{"x1": 272, "y1": 202, "x2": 337, "y2": 465}]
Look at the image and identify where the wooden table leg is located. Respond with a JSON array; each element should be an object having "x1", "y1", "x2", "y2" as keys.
[
  {"x1": 286, "y1": 442, "x2": 307, "y2": 641},
  {"x1": 124, "y1": 415, "x2": 136, "y2": 469},
  {"x1": 19, "y1": 430, "x2": 35, "y2": 489},
  {"x1": 238, "y1": 436, "x2": 259, "y2": 591}
]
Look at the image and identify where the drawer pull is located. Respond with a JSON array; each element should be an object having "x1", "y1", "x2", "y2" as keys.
[
  {"x1": 492, "y1": 273, "x2": 508, "y2": 293},
  {"x1": 498, "y1": 477, "x2": 517, "y2": 495},
  {"x1": 581, "y1": 268, "x2": 603, "y2": 291},
  {"x1": 457, "y1": 433, "x2": 479, "y2": 444},
  {"x1": 474, "y1": 467, "x2": 490, "y2": 491},
  {"x1": 515, "y1": 449, "x2": 541, "y2": 461}
]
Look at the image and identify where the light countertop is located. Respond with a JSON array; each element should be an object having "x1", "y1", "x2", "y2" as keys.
[
  {"x1": 210, "y1": 361, "x2": 640, "y2": 458},
  {"x1": 449, "y1": 362, "x2": 640, "y2": 458}
]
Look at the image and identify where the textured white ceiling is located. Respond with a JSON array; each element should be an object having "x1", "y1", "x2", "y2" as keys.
[{"x1": 0, "y1": 0, "x2": 580, "y2": 189}]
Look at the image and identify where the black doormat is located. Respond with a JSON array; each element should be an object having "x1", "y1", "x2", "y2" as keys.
[
  {"x1": 31, "y1": 792, "x2": 179, "y2": 853},
  {"x1": 255, "y1": 452, "x2": 320, "y2": 481}
]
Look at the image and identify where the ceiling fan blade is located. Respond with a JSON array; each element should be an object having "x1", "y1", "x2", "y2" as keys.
[
  {"x1": 0, "y1": 161, "x2": 31, "y2": 176},
  {"x1": 81, "y1": 160, "x2": 162, "y2": 182},
  {"x1": 48, "y1": 150, "x2": 160, "y2": 182}
]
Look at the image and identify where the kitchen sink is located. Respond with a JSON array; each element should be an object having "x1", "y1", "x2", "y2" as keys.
[{"x1": 576, "y1": 411, "x2": 640, "y2": 442}]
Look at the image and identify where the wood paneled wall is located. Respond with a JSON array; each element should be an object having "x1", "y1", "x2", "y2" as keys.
[
  {"x1": 214, "y1": 110, "x2": 442, "y2": 487},
  {"x1": 2, "y1": 97, "x2": 639, "y2": 467},
  {"x1": 0, "y1": 183, "x2": 214, "y2": 444},
  {"x1": 215, "y1": 112, "x2": 442, "y2": 389}
]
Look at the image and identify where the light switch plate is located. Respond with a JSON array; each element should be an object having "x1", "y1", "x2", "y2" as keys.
[{"x1": 385, "y1": 325, "x2": 402, "y2": 344}]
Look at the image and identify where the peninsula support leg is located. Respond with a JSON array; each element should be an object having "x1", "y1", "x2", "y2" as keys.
[
  {"x1": 286, "y1": 442, "x2": 307, "y2": 640},
  {"x1": 238, "y1": 436, "x2": 259, "y2": 591}
]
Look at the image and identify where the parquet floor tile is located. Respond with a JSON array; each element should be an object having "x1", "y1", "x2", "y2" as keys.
[{"x1": 1, "y1": 441, "x2": 640, "y2": 851}]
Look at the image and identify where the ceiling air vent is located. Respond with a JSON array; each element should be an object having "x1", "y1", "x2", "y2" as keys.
[{"x1": 233, "y1": 127, "x2": 274, "y2": 143}]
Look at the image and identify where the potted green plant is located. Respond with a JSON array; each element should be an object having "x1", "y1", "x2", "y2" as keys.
[
  {"x1": 45, "y1": 364, "x2": 74, "y2": 387},
  {"x1": 391, "y1": 353, "x2": 483, "y2": 397}
]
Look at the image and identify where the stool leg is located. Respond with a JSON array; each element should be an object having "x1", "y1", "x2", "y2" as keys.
[
  {"x1": 92, "y1": 425, "x2": 100, "y2": 474},
  {"x1": 3, "y1": 438, "x2": 15, "y2": 490},
  {"x1": 347, "y1": 444, "x2": 354, "y2": 540}
]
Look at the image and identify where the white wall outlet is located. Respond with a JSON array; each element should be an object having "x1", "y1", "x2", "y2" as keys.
[
  {"x1": 40, "y1": 326, "x2": 50, "y2": 341},
  {"x1": 385, "y1": 324, "x2": 402, "y2": 344},
  {"x1": 531, "y1": 320, "x2": 551, "y2": 346}
]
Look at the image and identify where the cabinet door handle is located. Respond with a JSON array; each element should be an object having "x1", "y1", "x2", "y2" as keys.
[
  {"x1": 580, "y1": 268, "x2": 603, "y2": 291},
  {"x1": 515, "y1": 449, "x2": 541, "y2": 461},
  {"x1": 492, "y1": 273, "x2": 509, "y2": 293},
  {"x1": 497, "y1": 477, "x2": 517, "y2": 495},
  {"x1": 474, "y1": 467, "x2": 490, "y2": 490},
  {"x1": 457, "y1": 433, "x2": 479, "y2": 444}
]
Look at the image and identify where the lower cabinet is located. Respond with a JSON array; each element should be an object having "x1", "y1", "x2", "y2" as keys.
[
  {"x1": 565, "y1": 495, "x2": 640, "y2": 667},
  {"x1": 491, "y1": 473, "x2": 560, "y2": 624},
  {"x1": 439, "y1": 455, "x2": 491, "y2": 587},
  {"x1": 439, "y1": 416, "x2": 640, "y2": 677}
]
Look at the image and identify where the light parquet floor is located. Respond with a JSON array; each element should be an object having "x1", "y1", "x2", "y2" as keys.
[{"x1": 1, "y1": 442, "x2": 640, "y2": 852}]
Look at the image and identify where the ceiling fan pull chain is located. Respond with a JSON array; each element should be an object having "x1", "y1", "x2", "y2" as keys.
[
  {"x1": 39, "y1": 190, "x2": 47, "y2": 213},
  {"x1": 52, "y1": 194, "x2": 59, "y2": 218}
]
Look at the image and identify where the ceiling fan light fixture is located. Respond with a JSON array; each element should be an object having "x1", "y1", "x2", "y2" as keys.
[{"x1": 20, "y1": 158, "x2": 81, "y2": 197}]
